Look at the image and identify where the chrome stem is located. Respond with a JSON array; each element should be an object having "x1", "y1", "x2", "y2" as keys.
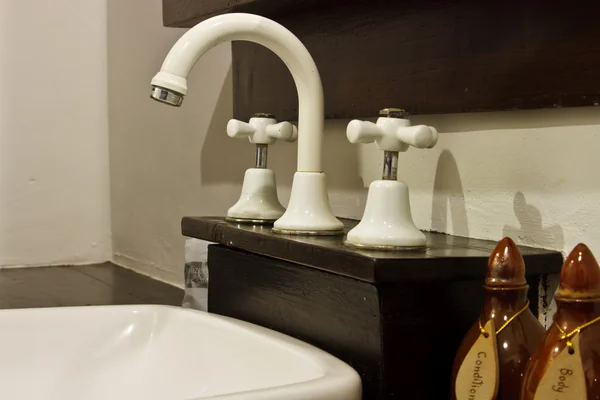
[
  {"x1": 382, "y1": 151, "x2": 398, "y2": 180},
  {"x1": 255, "y1": 144, "x2": 268, "y2": 169}
]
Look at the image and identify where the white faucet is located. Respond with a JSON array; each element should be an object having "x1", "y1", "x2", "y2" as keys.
[
  {"x1": 150, "y1": 13, "x2": 343, "y2": 235},
  {"x1": 225, "y1": 114, "x2": 297, "y2": 224},
  {"x1": 345, "y1": 109, "x2": 437, "y2": 250}
]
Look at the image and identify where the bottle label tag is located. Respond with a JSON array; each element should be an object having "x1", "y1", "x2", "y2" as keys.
[
  {"x1": 455, "y1": 320, "x2": 500, "y2": 400},
  {"x1": 533, "y1": 334, "x2": 586, "y2": 400}
]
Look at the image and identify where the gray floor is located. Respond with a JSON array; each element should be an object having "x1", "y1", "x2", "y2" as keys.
[{"x1": 0, "y1": 263, "x2": 183, "y2": 309}]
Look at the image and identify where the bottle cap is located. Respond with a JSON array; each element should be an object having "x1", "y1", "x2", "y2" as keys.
[
  {"x1": 486, "y1": 237, "x2": 527, "y2": 287},
  {"x1": 557, "y1": 243, "x2": 600, "y2": 299}
]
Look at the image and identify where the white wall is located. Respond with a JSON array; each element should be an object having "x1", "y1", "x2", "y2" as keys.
[
  {"x1": 108, "y1": 0, "x2": 600, "y2": 287},
  {"x1": 0, "y1": 0, "x2": 112, "y2": 266},
  {"x1": 108, "y1": 0, "x2": 240, "y2": 283}
]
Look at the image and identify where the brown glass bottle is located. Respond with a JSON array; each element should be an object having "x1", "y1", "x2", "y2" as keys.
[
  {"x1": 521, "y1": 243, "x2": 600, "y2": 399},
  {"x1": 451, "y1": 237, "x2": 545, "y2": 400}
]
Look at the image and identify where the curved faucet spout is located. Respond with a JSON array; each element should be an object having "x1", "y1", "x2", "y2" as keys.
[
  {"x1": 151, "y1": 13, "x2": 323, "y2": 173},
  {"x1": 151, "y1": 13, "x2": 343, "y2": 235}
]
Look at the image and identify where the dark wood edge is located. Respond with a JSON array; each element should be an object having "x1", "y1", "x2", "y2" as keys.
[{"x1": 182, "y1": 217, "x2": 564, "y2": 284}]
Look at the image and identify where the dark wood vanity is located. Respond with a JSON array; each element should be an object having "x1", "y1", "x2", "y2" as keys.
[{"x1": 183, "y1": 217, "x2": 563, "y2": 399}]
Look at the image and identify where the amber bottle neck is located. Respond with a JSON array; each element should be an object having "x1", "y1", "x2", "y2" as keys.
[
  {"x1": 555, "y1": 298, "x2": 600, "y2": 329},
  {"x1": 482, "y1": 285, "x2": 530, "y2": 315}
]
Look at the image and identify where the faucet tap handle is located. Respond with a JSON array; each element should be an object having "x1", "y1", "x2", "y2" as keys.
[
  {"x1": 227, "y1": 119, "x2": 256, "y2": 139},
  {"x1": 396, "y1": 125, "x2": 438, "y2": 149},
  {"x1": 426, "y1": 127, "x2": 438, "y2": 149},
  {"x1": 347, "y1": 109, "x2": 438, "y2": 152},
  {"x1": 347, "y1": 119, "x2": 409, "y2": 152},
  {"x1": 266, "y1": 121, "x2": 298, "y2": 142},
  {"x1": 346, "y1": 120, "x2": 382, "y2": 144},
  {"x1": 227, "y1": 115, "x2": 297, "y2": 145}
]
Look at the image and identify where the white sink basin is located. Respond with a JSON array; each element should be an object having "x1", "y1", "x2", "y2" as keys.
[{"x1": 0, "y1": 305, "x2": 360, "y2": 400}]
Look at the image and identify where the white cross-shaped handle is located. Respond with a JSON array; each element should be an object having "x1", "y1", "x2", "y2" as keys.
[
  {"x1": 227, "y1": 115, "x2": 298, "y2": 145},
  {"x1": 346, "y1": 116, "x2": 437, "y2": 152}
]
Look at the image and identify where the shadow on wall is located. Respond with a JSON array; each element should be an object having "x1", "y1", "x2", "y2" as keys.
[
  {"x1": 431, "y1": 150, "x2": 469, "y2": 237},
  {"x1": 200, "y1": 72, "x2": 363, "y2": 191},
  {"x1": 503, "y1": 194, "x2": 564, "y2": 329},
  {"x1": 200, "y1": 65, "x2": 249, "y2": 186},
  {"x1": 503, "y1": 192, "x2": 564, "y2": 251},
  {"x1": 318, "y1": 119, "x2": 365, "y2": 190}
]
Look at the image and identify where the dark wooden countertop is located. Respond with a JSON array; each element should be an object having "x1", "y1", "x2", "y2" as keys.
[{"x1": 182, "y1": 217, "x2": 564, "y2": 283}]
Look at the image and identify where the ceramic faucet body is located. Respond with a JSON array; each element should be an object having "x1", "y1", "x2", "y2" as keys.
[
  {"x1": 345, "y1": 109, "x2": 437, "y2": 249},
  {"x1": 225, "y1": 114, "x2": 297, "y2": 224},
  {"x1": 150, "y1": 13, "x2": 343, "y2": 234}
]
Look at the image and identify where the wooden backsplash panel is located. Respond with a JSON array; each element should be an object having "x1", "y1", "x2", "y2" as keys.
[
  {"x1": 164, "y1": 0, "x2": 600, "y2": 120},
  {"x1": 163, "y1": 0, "x2": 333, "y2": 28}
]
